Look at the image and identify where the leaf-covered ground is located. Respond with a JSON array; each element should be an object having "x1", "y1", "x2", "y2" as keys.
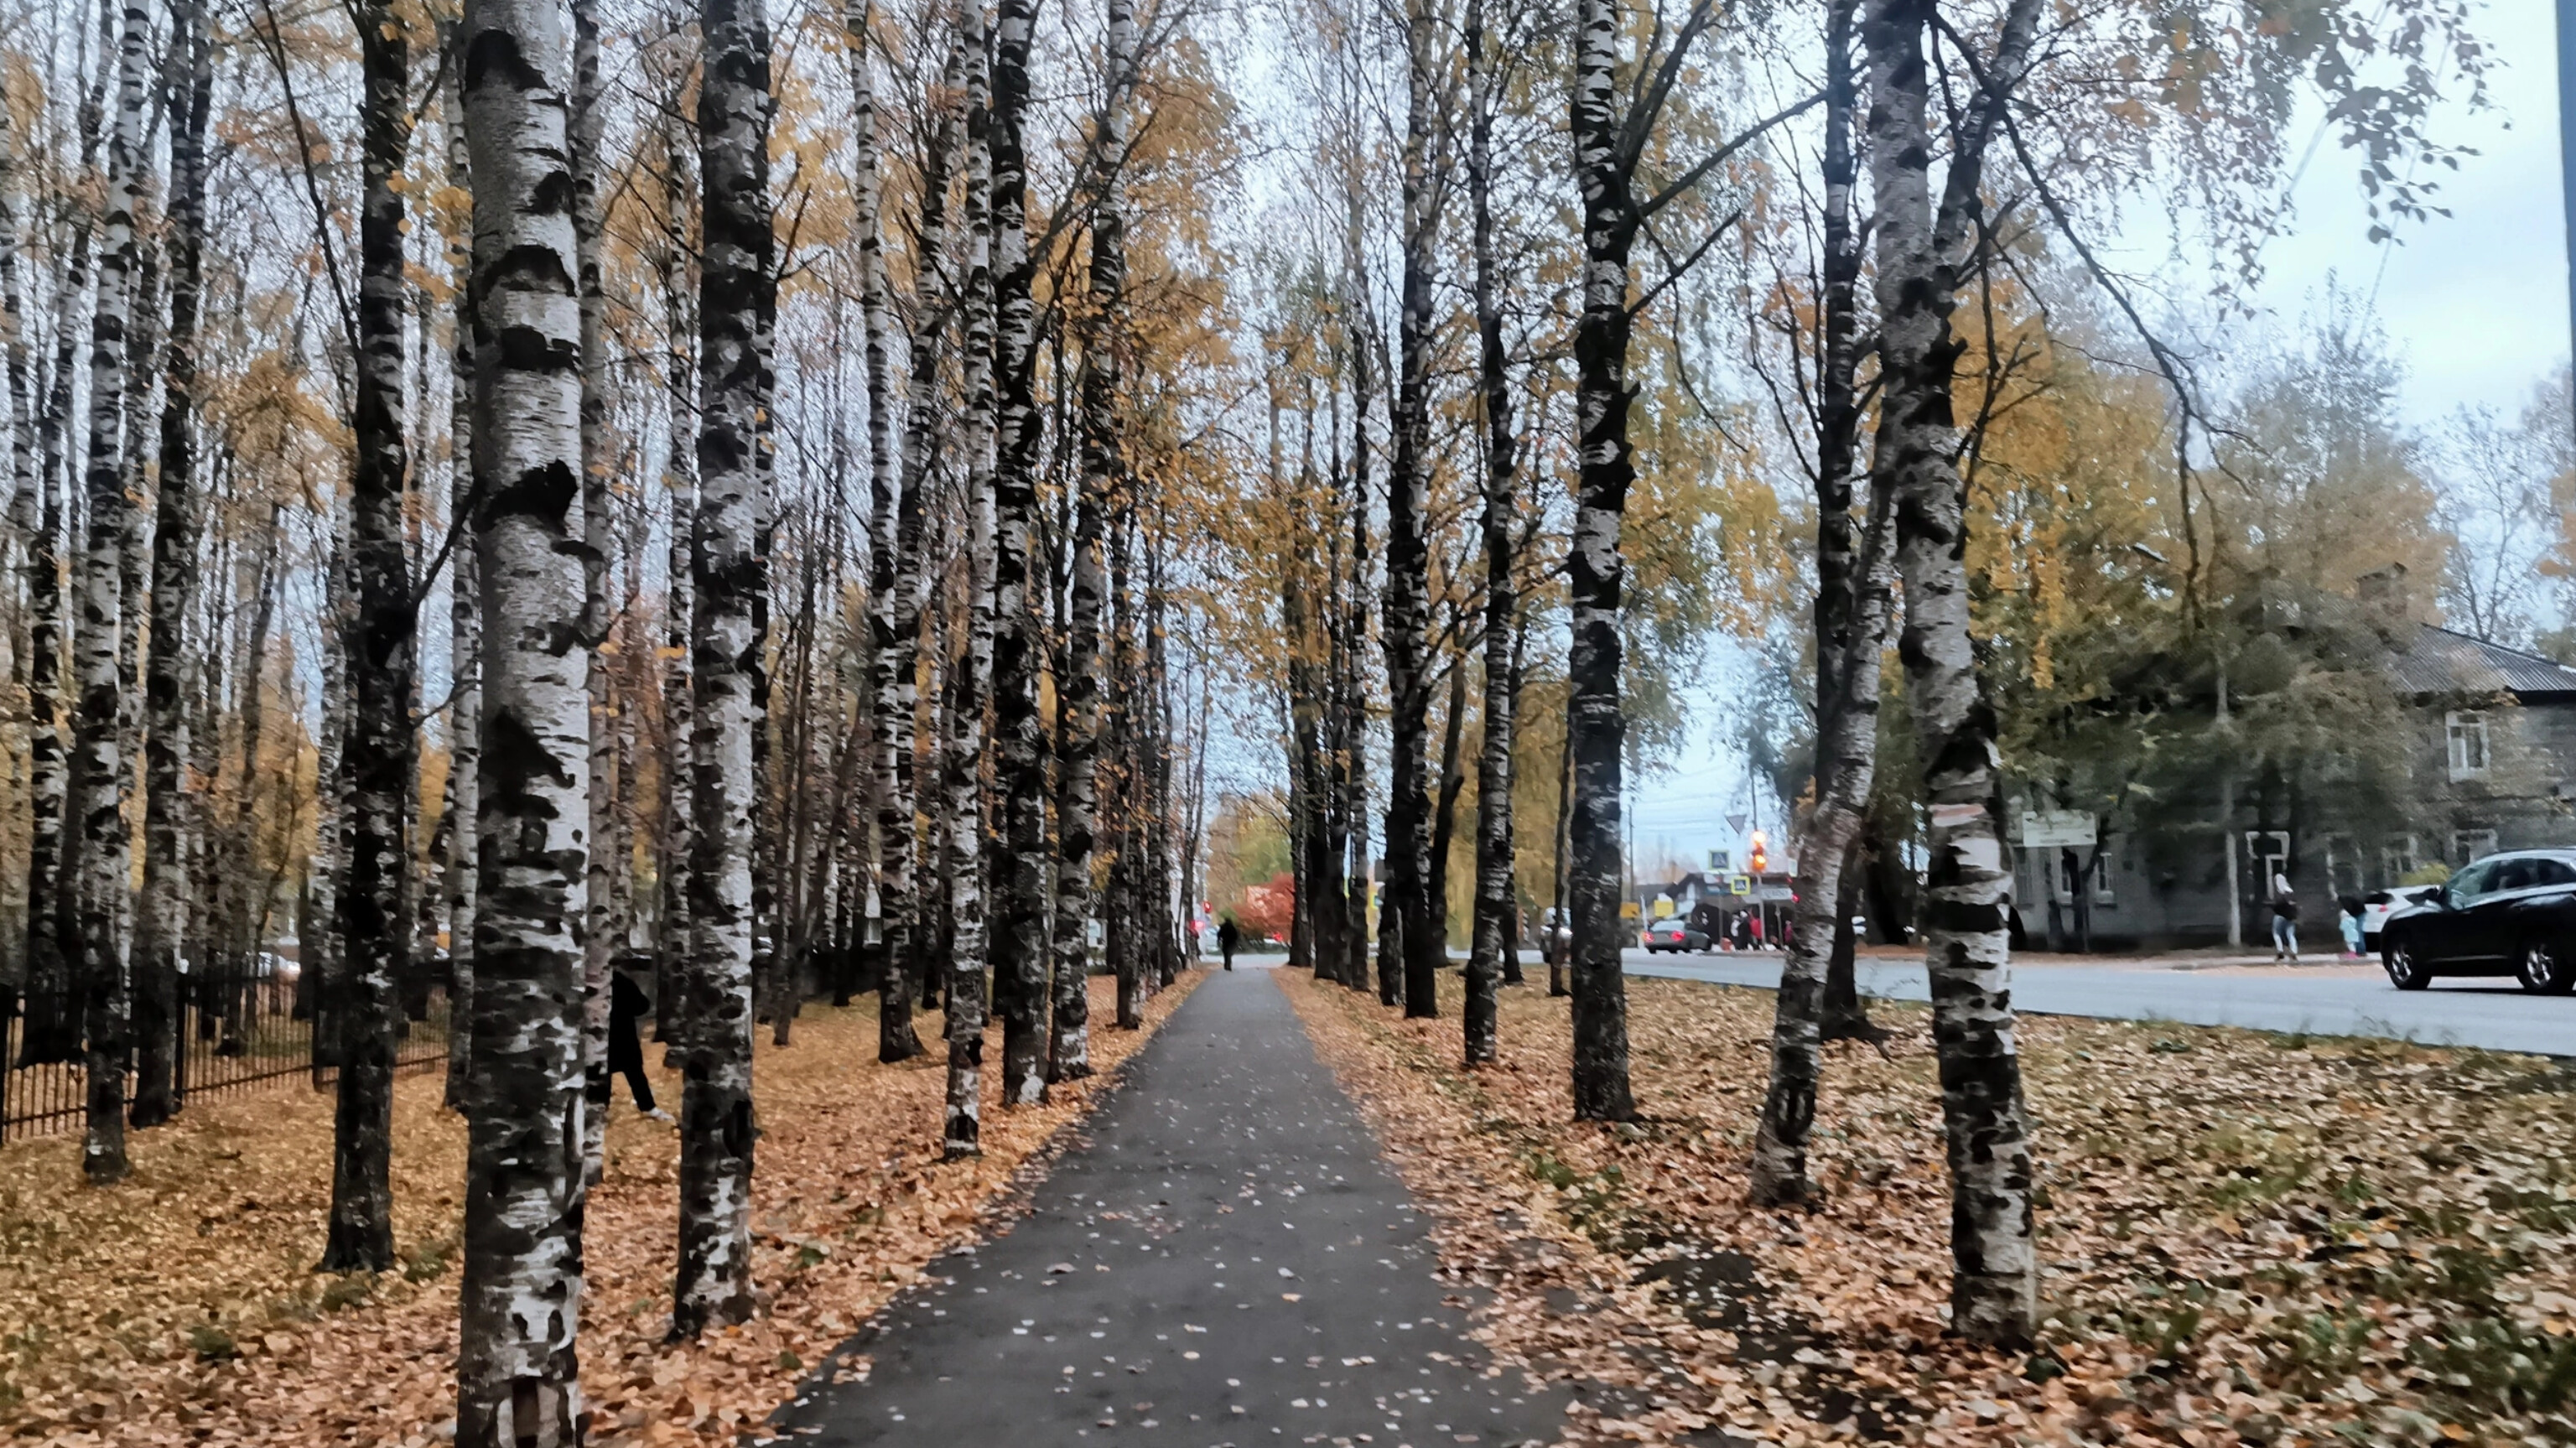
[
  {"x1": 1284, "y1": 971, "x2": 2576, "y2": 1446},
  {"x1": 0, "y1": 974, "x2": 1200, "y2": 1445}
]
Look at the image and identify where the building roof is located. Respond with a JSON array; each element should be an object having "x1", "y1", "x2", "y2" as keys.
[{"x1": 2389, "y1": 625, "x2": 2576, "y2": 699}]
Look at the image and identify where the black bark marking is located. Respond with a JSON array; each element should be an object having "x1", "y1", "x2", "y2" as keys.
[
  {"x1": 488, "y1": 459, "x2": 579, "y2": 528},
  {"x1": 465, "y1": 29, "x2": 548, "y2": 92}
]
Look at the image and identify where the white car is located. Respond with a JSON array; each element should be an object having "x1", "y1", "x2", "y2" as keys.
[{"x1": 2359, "y1": 885, "x2": 2440, "y2": 953}]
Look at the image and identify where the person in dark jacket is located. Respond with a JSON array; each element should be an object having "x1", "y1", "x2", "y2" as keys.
[
  {"x1": 608, "y1": 968, "x2": 669, "y2": 1120},
  {"x1": 1217, "y1": 917, "x2": 1242, "y2": 971}
]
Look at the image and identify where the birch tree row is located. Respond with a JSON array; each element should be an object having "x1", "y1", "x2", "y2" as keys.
[
  {"x1": 1204, "y1": 0, "x2": 2494, "y2": 1356},
  {"x1": 0, "y1": 0, "x2": 1212, "y2": 1430}
]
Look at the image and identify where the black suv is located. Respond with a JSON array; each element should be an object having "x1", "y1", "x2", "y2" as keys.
[{"x1": 2379, "y1": 849, "x2": 2576, "y2": 994}]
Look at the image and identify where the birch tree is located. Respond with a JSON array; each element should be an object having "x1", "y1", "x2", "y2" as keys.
[
  {"x1": 570, "y1": 0, "x2": 615, "y2": 1185},
  {"x1": 19, "y1": 25, "x2": 114, "y2": 1072},
  {"x1": 1337, "y1": 309, "x2": 1374, "y2": 996},
  {"x1": 1748, "y1": 0, "x2": 1893, "y2": 1207},
  {"x1": 875, "y1": 34, "x2": 965, "y2": 1064},
  {"x1": 133, "y1": 0, "x2": 214, "y2": 1129},
  {"x1": 451, "y1": 0, "x2": 592, "y2": 1428},
  {"x1": 324, "y1": 0, "x2": 419, "y2": 1269},
  {"x1": 1860, "y1": 0, "x2": 2041, "y2": 1343},
  {"x1": 1048, "y1": 0, "x2": 1140, "y2": 1084},
  {"x1": 68, "y1": 0, "x2": 153, "y2": 1183},
  {"x1": 441, "y1": 24, "x2": 481, "y2": 1112},
  {"x1": 841, "y1": 0, "x2": 891, "y2": 1046},
  {"x1": 943, "y1": 0, "x2": 997, "y2": 1155},
  {"x1": 652, "y1": 40, "x2": 698, "y2": 1056},
  {"x1": 1561, "y1": 0, "x2": 1649, "y2": 1121},
  {"x1": 0, "y1": 68, "x2": 61, "y2": 1067},
  {"x1": 1460, "y1": 0, "x2": 1519, "y2": 1066},
  {"x1": 1380, "y1": 0, "x2": 1443, "y2": 1020},
  {"x1": 673, "y1": 0, "x2": 774, "y2": 1337},
  {"x1": 987, "y1": 0, "x2": 1052, "y2": 1104},
  {"x1": 1561, "y1": 0, "x2": 1800, "y2": 1118}
]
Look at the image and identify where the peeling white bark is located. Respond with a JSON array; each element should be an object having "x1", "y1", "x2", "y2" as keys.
[{"x1": 453, "y1": 0, "x2": 593, "y2": 1433}]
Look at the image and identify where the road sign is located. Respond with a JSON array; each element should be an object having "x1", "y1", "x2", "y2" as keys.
[
  {"x1": 1727, "y1": 874, "x2": 1751, "y2": 895},
  {"x1": 1727, "y1": 813, "x2": 1749, "y2": 837},
  {"x1": 1618, "y1": 900, "x2": 1641, "y2": 921},
  {"x1": 2018, "y1": 809, "x2": 2096, "y2": 848},
  {"x1": 1707, "y1": 849, "x2": 1729, "y2": 872}
]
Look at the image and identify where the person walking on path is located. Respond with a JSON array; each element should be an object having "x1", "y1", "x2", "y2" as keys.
[
  {"x1": 2338, "y1": 894, "x2": 2366, "y2": 960},
  {"x1": 1217, "y1": 916, "x2": 1240, "y2": 971},
  {"x1": 608, "y1": 966, "x2": 670, "y2": 1119},
  {"x1": 2270, "y1": 869, "x2": 2301, "y2": 963}
]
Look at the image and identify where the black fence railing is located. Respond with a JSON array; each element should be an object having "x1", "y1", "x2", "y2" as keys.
[{"x1": 0, "y1": 962, "x2": 449, "y2": 1145}]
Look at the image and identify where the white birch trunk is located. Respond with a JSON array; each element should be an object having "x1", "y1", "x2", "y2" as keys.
[
  {"x1": 653, "y1": 70, "x2": 697, "y2": 1056},
  {"x1": 69, "y1": 0, "x2": 153, "y2": 1184},
  {"x1": 673, "y1": 0, "x2": 772, "y2": 1338},
  {"x1": 570, "y1": 0, "x2": 615, "y2": 1187},
  {"x1": 452, "y1": 0, "x2": 592, "y2": 1431},
  {"x1": 943, "y1": 8, "x2": 997, "y2": 1154},
  {"x1": 876, "y1": 37, "x2": 964, "y2": 1062},
  {"x1": 1863, "y1": 0, "x2": 2041, "y2": 1345},
  {"x1": 988, "y1": 0, "x2": 1052, "y2": 1104},
  {"x1": 1051, "y1": 0, "x2": 1138, "y2": 1083},
  {"x1": 135, "y1": 0, "x2": 215, "y2": 1130},
  {"x1": 440, "y1": 30, "x2": 481, "y2": 1113},
  {"x1": 323, "y1": 0, "x2": 417, "y2": 1271},
  {"x1": 1565, "y1": 0, "x2": 1637, "y2": 1120},
  {"x1": 1462, "y1": 0, "x2": 1516, "y2": 1065}
]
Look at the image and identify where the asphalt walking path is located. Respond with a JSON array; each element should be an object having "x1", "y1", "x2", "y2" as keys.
[{"x1": 772, "y1": 964, "x2": 1571, "y2": 1448}]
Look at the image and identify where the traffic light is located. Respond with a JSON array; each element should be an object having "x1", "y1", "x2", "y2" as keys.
[{"x1": 1748, "y1": 829, "x2": 1768, "y2": 875}]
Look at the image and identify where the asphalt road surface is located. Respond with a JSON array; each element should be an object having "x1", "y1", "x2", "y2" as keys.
[
  {"x1": 1623, "y1": 950, "x2": 2574, "y2": 1057},
  {"x1": 775, "y1": 966, "x2": 1572, "y2": 1447}
]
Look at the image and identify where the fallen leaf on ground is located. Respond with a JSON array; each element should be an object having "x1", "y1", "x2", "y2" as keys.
[
  {"x1": 1282, "y1": 969, "x2": 2576, "y2": 1447},
  {"x1": 0, "y1": 973, "x2": 1202, "y2": 1445}
]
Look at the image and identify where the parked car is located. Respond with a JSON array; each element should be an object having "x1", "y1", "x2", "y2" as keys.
[
  {"x1": 2378, "y1": 849, "x2": 2576, "y2": 994},
  {"x1": 2358, "y1": 885, "x2": 2440, "y2": 953},
  {"x1": 1642, "y1": 919, "x2": 1707, "y2": 954}
]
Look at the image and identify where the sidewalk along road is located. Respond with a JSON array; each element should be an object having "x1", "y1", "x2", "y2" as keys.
[{"x1": 1621, "y1": 950, "x2": 2575, "y2": 1058}]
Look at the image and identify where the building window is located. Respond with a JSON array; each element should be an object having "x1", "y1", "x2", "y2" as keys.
[
  {"x1": 2454, "y1": 828, "x2": 2499, "y2": 865},
  {"x1": 2381, "y1": 835, "x2": 2419, "y2": 882},
  {"x1": 2447, "y1": 711, "x2": 2490, "y2": 781}
]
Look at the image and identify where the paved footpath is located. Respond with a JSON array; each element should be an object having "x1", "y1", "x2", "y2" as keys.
[{"x1": 772, "y1": 966, "x2": 1570, "y2": 1448}]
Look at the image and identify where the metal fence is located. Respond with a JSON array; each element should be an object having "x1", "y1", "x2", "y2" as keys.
[{"x1": 0, "y1": 963, "x2": 449, "y2": 1144}]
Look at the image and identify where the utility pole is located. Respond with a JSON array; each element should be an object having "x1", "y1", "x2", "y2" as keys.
[
  {"x1": 2562, "y1": 0, "x2": 2576, "y2": 415},
  {"x1": 2218, "y1": 665, "x2": 2241, "y2": 949}
]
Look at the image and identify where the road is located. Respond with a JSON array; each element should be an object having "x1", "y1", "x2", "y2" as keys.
[{"x1": 1622, "y1": 949, "x2": 2576, "y2": 1057}]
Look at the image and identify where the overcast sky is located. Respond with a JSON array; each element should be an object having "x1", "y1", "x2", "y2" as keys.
[
  {"x1": 1635, "y1": 0, "x2": 2573, "y2": 875},
  {"x1": 2243, "y1": 0, "x2": 2569, "y2": 424}
]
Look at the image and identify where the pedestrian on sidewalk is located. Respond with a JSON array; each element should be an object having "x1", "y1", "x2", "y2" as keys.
[
  {"x1": 1217, "y1": 916, "x2": 1241, "y2": 971},
  {"x1": 2338, "y1": 894, "x2": 2366, "y2": 959},
  {"x1": 2270, "y1": 869, "x2": 2301, "y2": 963}
]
